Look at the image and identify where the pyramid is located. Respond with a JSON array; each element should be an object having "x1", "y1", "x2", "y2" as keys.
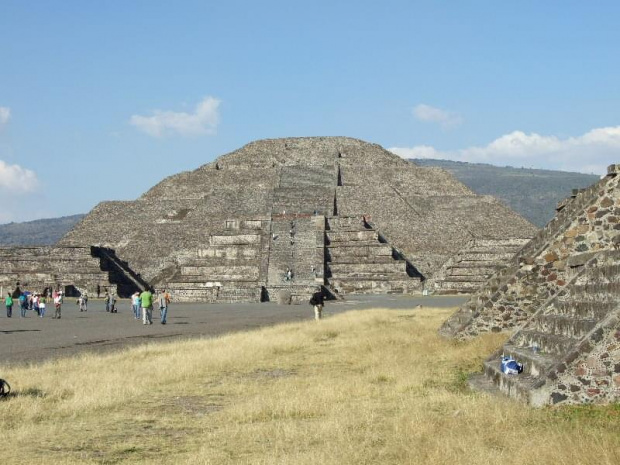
[
  {"x1": 441, "y1": 164, "x2": 620, "y2": 405},
  {"x1": 53, "y1": 137, "x2": 535, "y2": 302}
]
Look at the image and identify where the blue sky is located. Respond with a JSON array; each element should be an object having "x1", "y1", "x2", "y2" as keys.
[{"x1": 1, "y1": 1, "x2": 619, "y2": 223}]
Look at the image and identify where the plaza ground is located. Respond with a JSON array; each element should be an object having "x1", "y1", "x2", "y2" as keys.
[{"x1": 0, "y1": 294, "x2": 465, "y2": 366}]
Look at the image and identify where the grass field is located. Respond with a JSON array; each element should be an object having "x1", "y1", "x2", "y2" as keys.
[{"x1": 0, "y1": 306, "x2": 618, "y2": 464}]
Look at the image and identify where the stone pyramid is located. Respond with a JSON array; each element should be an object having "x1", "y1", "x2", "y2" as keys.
[
  {"x1": 56, "y1": 137, "x2": 535, "y2": 302},
  {"x1": 441, "y1": 164, "x2": 620, "y2": 405}
]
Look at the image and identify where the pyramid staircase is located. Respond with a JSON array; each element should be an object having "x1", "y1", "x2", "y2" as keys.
[
  {"x1": 325, "y1": 216, "x2": 422, "y2": 295},
  {"x1": 470, "y1": 250, "x2": 620, "y2": 405},
  {"x1": 264, "y1": 164, "x2": 334, "y2": 303}
]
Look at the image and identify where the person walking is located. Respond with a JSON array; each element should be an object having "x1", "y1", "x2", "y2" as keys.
[
  {"x1": 19, "y1": 293, "x2": 27, "y2": 318},
  {"x1": 158, "y1": 289, "x2": 171, "y2": 325},
  {"x1": 53, "y1": 294, "x2": 62, "y2": 319},
  {"x1": 131, "y1": 292, "x2": 140, "y2": 319},
  {"x1": 140, "y1": 288, "x2": 154, "y2": 325},
  {"x1": 309, "y1": 288, "x2": 325, "y2": 321},
  {"x1": 39, "y1": 295, "x2": 46, "y2": 318},
  {"x1": 110, "y1": 293, "x2": 117, "y2": 313},
  {"x1": 104, "y1": 292, "x2": 110, "y2": 312},
  {"x1": 5, "y1": 293, "x2": 13, "y2": 318}
]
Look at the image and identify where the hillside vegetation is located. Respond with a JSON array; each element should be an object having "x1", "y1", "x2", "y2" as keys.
[
  {"x1": 414, "y1": 159, "x2": 600, "y2": 227},
  {"x1": 0, "y1": 307, "x2": 618, "y2": 464},
  {"x1": 0, "y1": 214, "x2": 85, "y2": 246}
]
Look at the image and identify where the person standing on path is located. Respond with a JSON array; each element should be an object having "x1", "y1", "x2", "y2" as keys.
[
  {"x1": 140, "y1": 288, "x2": 153, "y2": 325},
  {"x1": 5, "y1": 293, "x2": 13, "y2": 318},
  {"x1": 309, "y1": 288, "x2": 325, "y2": 321},
  {"x1": 158, "y1": 289, "x2": 171, "y2": 325}
]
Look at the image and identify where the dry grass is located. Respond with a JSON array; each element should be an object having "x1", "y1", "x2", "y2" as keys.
[{"x1": 0, "y1": 306, "x2": 618, "y2": 464}]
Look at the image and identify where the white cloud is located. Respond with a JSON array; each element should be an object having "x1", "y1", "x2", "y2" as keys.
[
  {"x1": 0, "y1": 106, "x2": 10, "y2": 126},
  {"x1": 130, "y1": 96, "x2": 221, "y2": 137},
  {"x1": 389, "y1": 125, "x2": 620, "y2": 175},
  {"x1": 0, "y1": 160, "x2": 39, "y2": 193},
  {"x1": 413, "y1": 104, "x2": 463, "y2": 128}
]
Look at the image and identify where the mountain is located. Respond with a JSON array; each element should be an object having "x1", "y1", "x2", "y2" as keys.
[
  {"x1": 0, "y1": 214, "x2": 86, "y2": 246},
  {"x1": 411, "y1": 159, "x2": 600, "y2": 227}
]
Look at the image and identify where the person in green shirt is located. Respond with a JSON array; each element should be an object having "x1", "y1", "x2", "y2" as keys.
[
  {"x1": 139, "y1": 288, "x2": 153, "y2": 325},
  {"x1": 5, "y1": 293, "x2": 13, "y2": 318}
]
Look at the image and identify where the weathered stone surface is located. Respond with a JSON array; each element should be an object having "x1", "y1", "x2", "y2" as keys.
[
  {"x1": 52, "y1": 137, "x2": 535, "y2": 302},
  {"x1": 441, "y1": 165, "x2": 620, "y2": 406}
]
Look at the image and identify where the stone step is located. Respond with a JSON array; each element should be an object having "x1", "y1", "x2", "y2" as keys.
[
  {"x1": 329, "y1": 278, "x2": 421, "y2": 295},
  {"x1": 326, "y1": 243, "x2": 390, "y2": 252},
  {"x1": 446, "y1": 261, "x2": 502, "y2": 268},
  {"x1": 512, "y1": 330, "x2": 578, "y2": 356},
  {"x1": 574, "y1": 265, "x2": 620, "y2": 284},
  {"x1": 564, "y1": 283, "x2": 620, "y2": 302},
  {"x1": 445, "y1": 266, "x2": 498, "y2": 277},
  {"x1": 326, "y1": 230, "x2": 378, "y2": 243},
  {"x1": 467, "y1": 245, "x2": 524, "y2": 254},
  {"x1": 328, "y1": 262, "x2": 406, "y2": 274},
  {"x1": 482, "y1": 358, "x2": 545, "y2": 403},
  {"x1": 327, "y1": 256, "x2": 396, "y2": 264},
  {"x1": 548, "y1": 300, "x2": 617, "y2": 320},
  {"x1": 458, "y1": 252, "x2": 516, "y2": 261},
  {"x1": 530, "y1": 314, "x2": 598, "y2": 339},
  {"x1": 180, "y1": 265, "x2": 259, "y2": 280},
  {"x1": 326, "y1": 216, "x2": 368, "y2": 231},
  {"x1": 167, "y1": 279, "x2": 259, "y2": 288},
  {"x1": 472, "y1": 238, "x2": 531, "y2": 248},
  {"x1": 499, "y1": 344, "x2": 561, "y2": 377},
  {"x1": 436, "y1": 275, "x2": 489, "y2": 283}
]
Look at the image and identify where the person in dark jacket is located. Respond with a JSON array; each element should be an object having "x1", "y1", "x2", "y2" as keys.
[{"x1": 309, "y1": 288, "x2": 325, "y2": 321}]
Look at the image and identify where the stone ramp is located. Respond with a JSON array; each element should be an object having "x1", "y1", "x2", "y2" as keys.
[
  {"x1": 474, "y1": 250, "x2": 620, "y2": 406},
  {"x1": 441, "y1": 164, "x2": 620, "y2": 339}
]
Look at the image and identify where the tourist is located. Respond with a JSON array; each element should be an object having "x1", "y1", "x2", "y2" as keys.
[
  {"x1": 109, "y1": 293, "x2": 117, "y2": 313},
  {"x1": 53, "y1": 293, "x2": 62, "y2": 319},
  {"x1": 140, "y1": 288, "x2": 154, "y2": 325},
  {"x1": 19, "y1": 293, "x2": 27, "y2": 318},
  {"x1": 5, "y1": 293, "x2": 12, "y2": 318},
  {"x1": 104, "y1": 292, "x2": 110, "y2": 312},
  {"x1": 158, "y1": 289, "x2": 171, "y2": 325},
  {"x1": 33, "y1": 294, "x2": 40, "y2": 316},
  {"x1": 78, "y1": 296, "x2": 87, "y2": 312},
  {"x1": 39, "y1": 295, "x2": 46, "y2": 318},
  {"x1": 309, "y1": 288, "x2": 325, "y2": 321},
  {"x1": 83, "y1": 291, "x2": 88, "y2": 310},
  {"x1": 131, "y1": 291, "x2": 140, "y2": 319}
]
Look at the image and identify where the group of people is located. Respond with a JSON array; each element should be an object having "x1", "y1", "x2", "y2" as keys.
[
  {"x1": 5, "y1": 288, "x2": 65, "y2": 319},
  {"x1": 131, "y1": 289, "x2": 171, "y2": 325}
]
